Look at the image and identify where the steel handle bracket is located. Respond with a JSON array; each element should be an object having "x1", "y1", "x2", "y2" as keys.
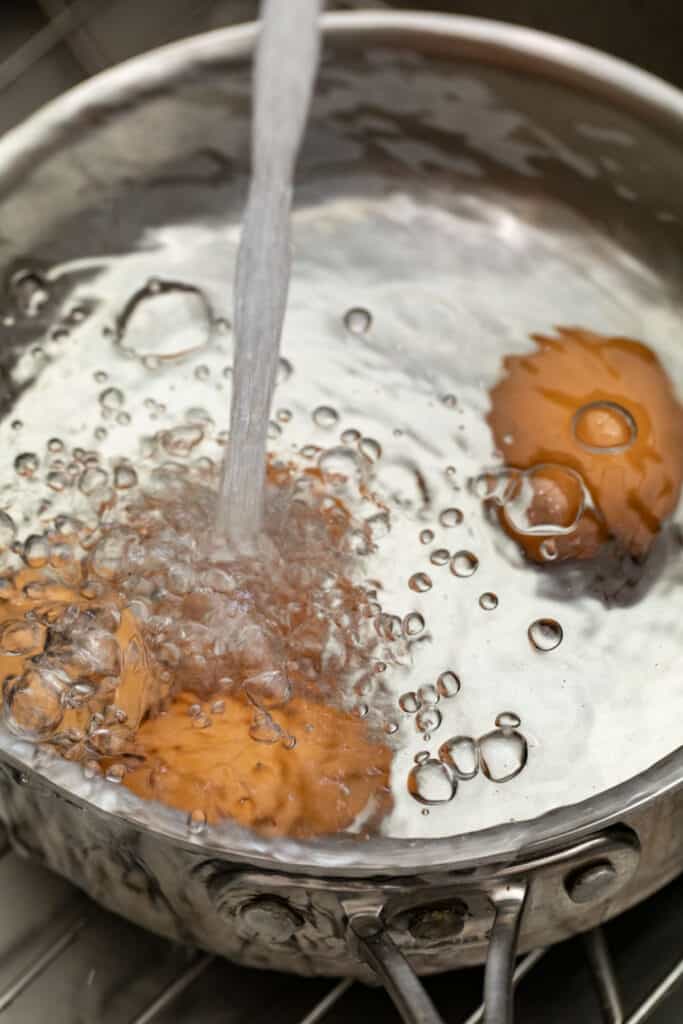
[{"x1": 347, "y1": 879, "x2": 528, "y2": 1024}]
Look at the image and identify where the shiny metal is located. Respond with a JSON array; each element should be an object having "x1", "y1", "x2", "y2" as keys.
[
  {"x1": 0, "y1": 13, "x2": 681, "y2": 1024},
  {"x1": 128, "y1": 953, "x2": 214, "y2": 1024},
  {"x1": 483, "y1": 884, "x2": 528, "y2": 1024},
  {"x1": 583, "y1": 928, "x2": 624, "y2": 1024},
  {"x1": 352, "y1": 921, "x2": 445, "y2": 1024},
  {"x1": 567, "y1": 862, "x2": 620, "y2": 905},
  {"x1": 461, "y1": 949, "x2": 547, "y2": 1024},
  {"x1": 35, "y1": 0, "x2": 111, "y2": 74},
  {"x1": 297, "y1": 978, "x2": 354, "y2": 1024},
  {"x1": 0, "y1": 913, "x2": 88, "y2": 1012},
  {"x1": 351, "y1": 880, "x2": 528, "y2": 1024},
  {"x1": 625, "y1": 956, "x2": 683, "y2": 1024},
  {"x1": 0, "y1": 10, "x2": 682, "y2": 875},
  {"x1": 0, "y1": 0, "x2": 110, "y2": 94}
]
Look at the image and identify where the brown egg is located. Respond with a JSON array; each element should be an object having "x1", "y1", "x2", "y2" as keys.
[
  {"x1": 487, "y1": 327, "x2": 683, "y2": 561},
  {"x1": 0, "y1": 568, "x2": 159, "y2": 744},
  {"x1": 124, "y1": 691, "x2": 392, "y2": 838}
]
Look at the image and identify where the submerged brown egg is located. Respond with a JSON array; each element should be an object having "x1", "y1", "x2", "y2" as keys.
[
  {"x1": 124, "y1": 691, "x2": 392, "y2": 838},
  {"x1": 0, "y1": 568, "x2": 158, "y2": 749},
  {"x1": 0, "y1": 455, "x2": 397, "y2": 838},
  {"x1": 487, "y1": 327, "x2": 683, "y2": 560}
]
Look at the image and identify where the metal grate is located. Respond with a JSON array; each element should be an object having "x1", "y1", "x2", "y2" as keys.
[{"x1": 0, "y1": 3, "x2": 682, "y2": 1022}]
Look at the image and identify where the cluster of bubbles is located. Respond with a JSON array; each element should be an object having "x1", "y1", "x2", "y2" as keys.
[
  {"x1": 0, "y1": 284, "x2": 570, "y2": 833},
  {"x1": 408, "y1": 711, "x2": 528, "y2": 806},
  {"x1": 398, "y1": 671, "x2": 460, "y2": 742},
  {"x1": 0, "y1": 375, "x2": 418, "y2": 790}
]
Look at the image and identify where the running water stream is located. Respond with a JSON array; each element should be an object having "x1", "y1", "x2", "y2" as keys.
[{"x1": 216, "y1": 0, "x2": 323, "y2": 547}]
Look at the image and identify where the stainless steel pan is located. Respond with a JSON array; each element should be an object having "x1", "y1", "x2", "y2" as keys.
[{"x1": 0, "y1": 13, "x2": 682, "y2": 1024}]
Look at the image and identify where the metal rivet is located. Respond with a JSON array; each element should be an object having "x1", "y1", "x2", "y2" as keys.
[
  {"x1": 238, "y1": 897, "x2": 303, "y2": 942},
  {"x1": 407, "y1": 901, "x2": 468, "y2": 941},
  {"x1": 565, "y1": 860, "x2": 619, "y2": 904}
]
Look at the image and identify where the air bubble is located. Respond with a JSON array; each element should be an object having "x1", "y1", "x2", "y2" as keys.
[
  {"x1": 318, "y1": 447, "x2": 365, "y2": 482},
  {"x1": 23, "y1": 535, "x2": 49, "y2": 568},
  {"x1": 429, "y1": 549, "x2": 450, "y2": 566},
  {"x1": 340, "y1": 428, "x2": 361, "y2": 445},
  {"x1": 276, "y1": 357, "x2": 293, "y2": 384},
  {"x1": 187, "y1": 809, "x2": 207, "y2": 835},
  {"x1": 436, "y1": 671, "x2": 461, "y2": 698},
  {"x1": 416, "y1": 706, "x2": 442, "y2": 734},
  {"x1": 501, "y1": 464, "x2": 586, "y2": 537},
  {"x1": 495, "y1": 711, "x2": 521, "y2": 732},
  {"x1": 194, "y1": 365, "x2": 210, "y2": 381},
  {"x1": 528, "y1": 618, "x2": 563, "y2": 652},
  {"x1": 399, "y1": 691, "x2": 421, "y2": 714},
  {"x1": 572, "y1": 400, "x2": 637, "y2": 453},
  {"x1": 417, "y1": 684, "x2": 439, "y2": 706},
  {"x1": 99, "y1": 387, "x2": 124, "y2": 410},
  {"x1": 359, "y1": 437, "x2": 382, "y2": 462},
  {"x1": 244, "y1": 669, "x2": 292, "y2": 709},
  {"x1": 79, "y1": 467, "x2": 109, "y2": 496},
  {"x1": 419, "y1": 529, "x2": 434, "y2": 545},
  {"x1": 439, "y1": 508, "x2": 463, "y2": 528},
  {"x1": 439, "y1": 736, "x2": 479, "y2": 779},
  {"x1": 115, "y1": 279, "x2": 212, "y2": 362},
  {"x1": 403, "y1": 612, "x2": 425, "y2": 637},
  {"x1": 408, "y1": 759, "x2": 456, "y2": 805},
  {"x1": 161, "y1": 425, "x2": 203, "y2": 457},
  {"x1": 313, "y1": 406, "x2": 339, "y2": 428},
  {"x1": 343, "y1": 307, "x2": 372, "y2": 334},
  {"x1": 376, "y1": 613, "x2": 402, "y2": 641},
  {"x1": 14, "y1": 452, "x2": 39, "y2": 478},
  {"x1": 114, "y1": 465, "x2": 138, "y2": 490},
  {"x1": 540, "y1": 539, "x2": 558, "y2": 561},
  {"x1": 479, "y1": 592, "x2": 498, "y2": 611},
  {"x1": 441, "y1": 394, "x2": 457, "y2": 409},
  {"x1": 409, "y1": 572, "x2": 432, "y2": 593},
  {"x1": 479, "y1": 727, "x2": 528, "y2": 783},
  {"x1": 366, "y1": 511, "x2": 390, "y2": 542},
  {"x1": 450, "y1": 551, "x2": 478, "y2": 577}
]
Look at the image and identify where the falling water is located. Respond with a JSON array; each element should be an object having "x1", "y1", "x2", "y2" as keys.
[{"x1": 216, "y1": 0, "x2": 323, "y2": 547}]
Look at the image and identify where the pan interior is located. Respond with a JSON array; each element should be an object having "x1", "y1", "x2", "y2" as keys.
[{"x1": 0, "y1": 23, "x2": 682, "y2": 856}]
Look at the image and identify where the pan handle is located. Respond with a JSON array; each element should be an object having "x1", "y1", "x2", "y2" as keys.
[{"x1": 349, "y1": 880, "x2": 528, "y2": 1024}]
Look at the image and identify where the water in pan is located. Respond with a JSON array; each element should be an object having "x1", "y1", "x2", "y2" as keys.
[{"x1": 0, "y1": 50, "x2": 682, "y2": 843}]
